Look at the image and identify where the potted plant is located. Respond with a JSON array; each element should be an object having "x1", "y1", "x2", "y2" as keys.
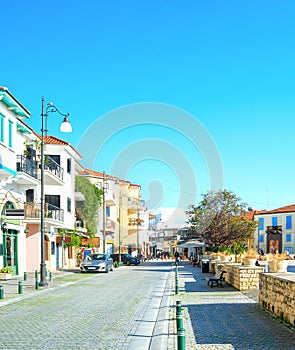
[
  {"x1": 0, "y1": 267, "x2": 13, "y2": 280},
  {"x1": 242, "y1": 249, "x2": 258, "y2": 267},
  {"x1": 267, "y1": 252, "x2": 289, "y2": 272}
]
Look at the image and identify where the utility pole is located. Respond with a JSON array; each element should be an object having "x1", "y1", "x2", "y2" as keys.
[{"x1": 137, "y1": 207, "x2": 140, "y2": 258}]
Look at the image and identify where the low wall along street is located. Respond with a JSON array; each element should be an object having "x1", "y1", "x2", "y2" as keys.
[
  {"x1": 223, "y1": 264, "x2": 265, "y2": 291},
  {"x1": 259, "y1": 273, "x2": 295, "y2": 327}
]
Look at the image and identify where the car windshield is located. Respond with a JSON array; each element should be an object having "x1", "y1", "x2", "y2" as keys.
[
  {"x1": 124, "y1": 254, "x2": 132, "y2": 258},
  {"x1": 86, "y1": 254, "x2": 106, "y2": 261}
]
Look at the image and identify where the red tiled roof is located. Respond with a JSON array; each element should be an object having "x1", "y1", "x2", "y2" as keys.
[
  {"x1": 78, "y1": 168, "x2": 141, "y2": 188},
  {"x1": 38, "y1": 135, "x2": 82, "y2": 159},
  {"x1": 255, "y1": 204, "x2": 295, "y2": 215},
  {"x1": 78, "y1": 169, "x2": 106, "y2": 178},
  {"x1": 242, "y1": 211, "x2": 256, "y2": 220},
  {"x1": 43, "y1": 135, "x2": 70, "y2": 145},
  {"x1": 130, "y1": 183, "x2": 141, "y2": 189}
]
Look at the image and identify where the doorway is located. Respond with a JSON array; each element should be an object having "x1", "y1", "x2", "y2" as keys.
[
  {"x1": 3, "y1": 230, "x2": 18, "y2": 275},
  {"x1": 267, "y1": 234, "x2": 282, "y2": 254}
]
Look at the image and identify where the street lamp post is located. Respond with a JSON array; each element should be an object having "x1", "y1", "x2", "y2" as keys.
[
  {"x1": 137, "y1": 208, "x2": 140, "y2": 258},
  {"x1": 39, "y1": 97, "x2": 72, "y2": 287},
  {"x1": 118, "y1": 194, "x2": 122, "y2": 264},
  {"x1": 102, "y1": 172, "x2": 109, "y2": 254}
]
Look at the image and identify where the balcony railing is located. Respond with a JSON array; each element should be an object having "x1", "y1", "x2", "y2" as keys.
[
  {"x1": 44, "y1": 156, "x2": 64, "y2": 181},
  {"x1": 106, "y1": 218, "x2": 116, "y2": 231},
  {"x1": 47, "y1": 203, "x2": 64, "y2": 222},
  {"x1": 16, "y1": 155, "x2": 37, "y2": 179},
  {"x1": 24, "y1": 202, "x2": 64, "y2": 222}
]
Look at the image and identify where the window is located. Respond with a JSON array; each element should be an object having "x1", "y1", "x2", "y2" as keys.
[
  {"x1": 285, "y1": 246, "x2": 293, "y2": 254},
  {"x1": 258, "y1": 218, "x2": 264, "y2": 230},
  {"x1": 26, "y1": 189, "x2": 34, "y2": 202},
  {"x1": 0, "y1": 114, "x2": 4, "y2": 143},
  {"x1": 286, "y1": 215, "x2": 292, "y2": 229},
  {"x1": 259, "y1": 235, "x2": 264, "y2": 243},
  {"x1": 272, "y1": 217, "x2": 278, "y2": 226},
  {"x1": 106, "y1": 206, "x2": 110, "y2": 217},
  {"x1": 47, "y1": 155, "x2": 60, "y2": 165},
  {"x1": 67, "y1": 158, "x2": 72, "y2": 174},
  {"x1": 51, "y1": 242, "x2": 55, "y2": 255},
  {"x1": 286, "y1": 234, "x2": 292, "y2": 242},
  {"x1": 8, "y1": 120, "x2": 13, "y2": 148},
  {"x1": 67, "y1": 197, "x2": 71, "y2": 212},
  {"x1": 45, "y1": 195, "x2": 60, "y2": 208}
]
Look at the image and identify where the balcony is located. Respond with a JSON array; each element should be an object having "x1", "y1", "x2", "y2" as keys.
[
  {"x1": 24, "y1": 202, "x2": 64, "y2": 224},
  {"x1": 266, "y1": 226, "x2": 282, "y2": 234},
  {"x1": 106, "y1": 218, "x2": 116, "y2": 233},
  {"x1": 105, "y1": 191, "x2": 116, "y2": 206},
  {"x1": 39, "y1": 156, "x2": 64, "y2": 185},
  {"x1": 14, "y1": 155, "x2": 39, "y2": 186},
  {"x1": 127, "y1": 199, "x2": 145, "y2": 214},
  {"x1": 128, "y1": 217, "x2": 144, "y2": 226},
  {"x1": 75, "y1": 219, "x2": 87, "y2": 234}
]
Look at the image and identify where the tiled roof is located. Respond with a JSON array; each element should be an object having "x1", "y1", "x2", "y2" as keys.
[
  {"x1": 130, "y1": 183, "x2": 141, "y2": 189},
  {"x1": 78, "y1": 168, "x2": 141, "y2": 188},
  {"x1": 38, "y1": 135, "x2": 82, "y2": 159},
  {"x1": 78, "y1": 169, "x2": 106, "y2": 178},
  {"x1": 255, "y1": 204, "x2": 295, "y2": 215},
  {"x1": 43, "y1": 135, "x2": 70, "y2": 145},
  {"x1": 242, "y1": 211, "x2": 256, "y2": 220}
]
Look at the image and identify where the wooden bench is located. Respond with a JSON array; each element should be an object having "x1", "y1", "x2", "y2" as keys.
[{"x1": 205, "y1": 270, "x2": 226, "y2": 288}]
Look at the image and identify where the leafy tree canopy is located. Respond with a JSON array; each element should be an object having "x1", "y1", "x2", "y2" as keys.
[
  {"x1": 186, "y1": 189, "x2": 258, "y2": 248},
  {"x1": 75, "y1": 175, "x2": 103, "y2": 236}
]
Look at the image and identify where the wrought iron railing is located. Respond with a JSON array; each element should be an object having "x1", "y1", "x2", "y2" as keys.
[
  {"x1": 43, "y1": 156, "x2": 64, "y2": 181},
  {"x1": 16, "y1": 155, "x2": 37, "y2": 179}
]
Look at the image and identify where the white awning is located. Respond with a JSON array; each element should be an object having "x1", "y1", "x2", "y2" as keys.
[{"x1": 178, "y1": 240, "x2": 205, "y2": 248}]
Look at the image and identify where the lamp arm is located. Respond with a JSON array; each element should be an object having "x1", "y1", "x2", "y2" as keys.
[{"x1": 45, "y1": 103, "x2": 69, "y2": 118}]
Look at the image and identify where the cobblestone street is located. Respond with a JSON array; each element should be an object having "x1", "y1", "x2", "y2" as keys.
[
  {"x1": 2, "y1": 261, "x2": 295, "y2": 350},
  {"x1": 0, "y1": 262, "x2": 173, "y2": 350}
]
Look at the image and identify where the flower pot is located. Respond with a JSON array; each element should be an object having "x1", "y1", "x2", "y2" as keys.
[
  {"x1": 276, "y1": 260, "x2": 288, "y2": 273},
  {"x1": 0, "y1": 272, "x2": 12, "y2": 280},
  {"x1": 242, "y1": 257, "x2": 257, "y2": 267},
  {"x1": 268, "y1": 261, "x2": 277, "y2": 272},
  {"x1": 220, "y1": 255, "x2": 231, "y2": 262}
]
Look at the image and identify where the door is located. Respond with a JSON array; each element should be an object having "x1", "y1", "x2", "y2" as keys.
[
  {"x1": 3, "y1": 230, "x2": 18, "y2": 275},
  {"x1": 267, "y1": 234, "x2": 282, "y2": 254},
  {"x1": 56, "y1": 243, "x2": 60, "y2": 269},
  {"x1": 26, "y1": 189, "x2": 34, "y2": 202}
]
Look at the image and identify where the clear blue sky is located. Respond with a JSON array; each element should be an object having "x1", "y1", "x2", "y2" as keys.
[{"x1": 2, "y1": 1, "x2": 295, "y2": 215}]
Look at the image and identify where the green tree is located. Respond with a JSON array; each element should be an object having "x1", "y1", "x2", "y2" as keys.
[
  {"x1": 186, "y1": 189, "x2": 257, "y2": 248},
  {"x1": 75, "y1": 175, "x2": 103, "y2": 236}
]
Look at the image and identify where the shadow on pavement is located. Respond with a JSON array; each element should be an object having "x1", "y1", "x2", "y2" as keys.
[{"x1": 186, "y1": 301, "x2": 295, "y2": 348}]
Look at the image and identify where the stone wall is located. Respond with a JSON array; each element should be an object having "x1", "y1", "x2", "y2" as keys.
[
  {"x1": 259, "y1": 273, "x2": 295, "y2": 327},
  {"x1": 223, "y1": 264, "x2": 264, "y2": 291}
]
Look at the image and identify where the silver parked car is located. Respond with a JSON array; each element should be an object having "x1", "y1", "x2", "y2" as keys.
[{"x1": 80, "y1": 253, "x2": 114, "y2": 273}]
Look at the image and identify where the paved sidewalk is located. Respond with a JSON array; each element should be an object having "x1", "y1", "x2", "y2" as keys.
[
  {"x1": 169, "y1": 262, "x2": 295, "y2": 350},
  {"x1": 0, "y1": 270, "x2": 79, "y2": 306}
]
